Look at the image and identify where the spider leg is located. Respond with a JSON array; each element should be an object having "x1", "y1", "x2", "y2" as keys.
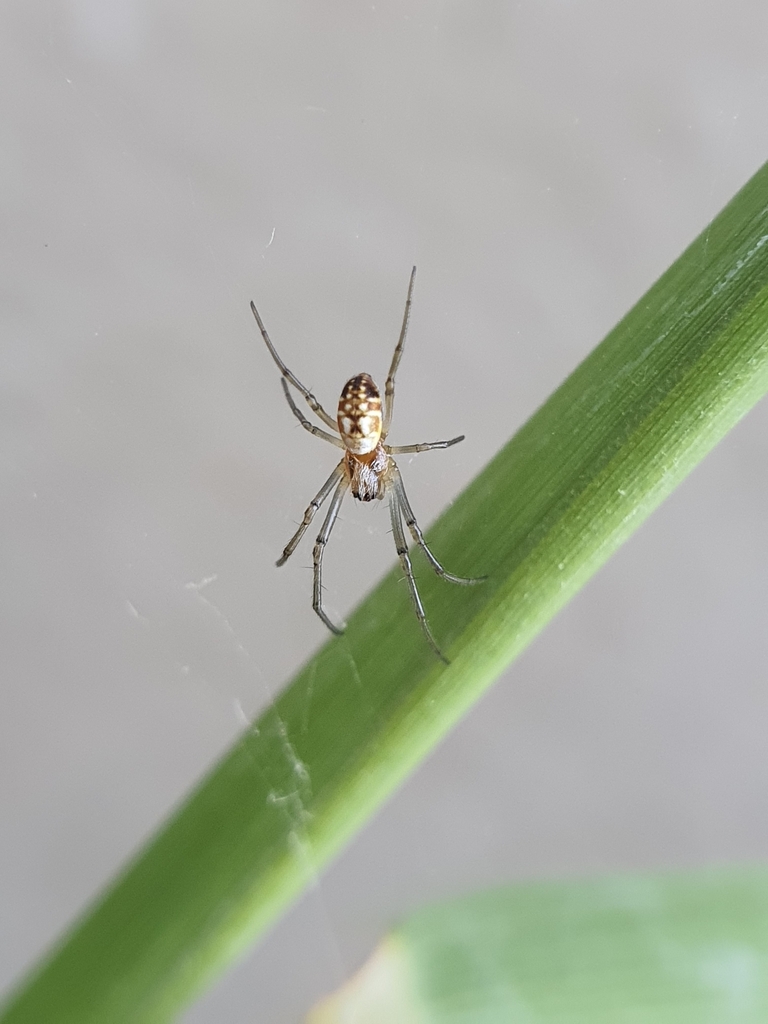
[
  {"x1": 251, "y1": 300, "x2": 339, "y2": 431},
  {"x1": 382, "y1": 266, "x2": 416, "y2": 439},
  {"x1": 312, "y1": 477, "x2": 349, "y2": 635},
  {"x1": 390, "y1": 462, "x2": 487, "y2": 585},
  {"x1": 276, "y1": 461, "x2": 346, "y2": 566},
  {"x1": 386, "y1": 435, "x2": 464, "y2": 455},
  {"x1": 281, "y1": 377, "x2": 345, "y2": 448},
  {"x1": 389, "y1": 491, "x2": 449, "y2": 664}
]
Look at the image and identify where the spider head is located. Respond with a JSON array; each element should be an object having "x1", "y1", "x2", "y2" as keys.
[{"x1": 337, "y1": 373, "x2": 382, "y2": 454}]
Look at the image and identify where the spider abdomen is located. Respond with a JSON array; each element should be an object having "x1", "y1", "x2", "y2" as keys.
[{"x1": 337, "y1": 373, "x2": 383, "y2": 455}]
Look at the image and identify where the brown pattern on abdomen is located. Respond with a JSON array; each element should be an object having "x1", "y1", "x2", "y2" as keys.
[{"x1": 337, "y1": 373, "x2": 383, "y2": 455}]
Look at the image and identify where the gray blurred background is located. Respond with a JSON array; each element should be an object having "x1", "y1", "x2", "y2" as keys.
[{"x1": 2, "y1": 1, "x2": 768, "y2": 1021}]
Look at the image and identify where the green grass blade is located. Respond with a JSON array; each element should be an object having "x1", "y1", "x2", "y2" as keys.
[
  {"x1": 308, "y1": 866, "x2": 768, "y2": 1023},
  {"x1": 4, "y1": 163, "x2": 768, "y2": 1024}
]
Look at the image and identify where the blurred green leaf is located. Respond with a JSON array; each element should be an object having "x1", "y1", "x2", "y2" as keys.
[{"x1": 309, "y1": 866, "x2": 768, "y2": 1023}]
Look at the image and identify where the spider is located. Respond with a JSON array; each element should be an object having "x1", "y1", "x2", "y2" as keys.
[{"x1": 251, "y1": 266, "x2": 484, "y2": 663}]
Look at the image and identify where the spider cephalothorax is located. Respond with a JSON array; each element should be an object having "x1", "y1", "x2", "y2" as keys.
[
  {"x1": 344, "y1": 444, "x2": 388, "y2": 502},
  {"x1": 251, "y1": 266, "x2": 484, "y2": 662}
]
